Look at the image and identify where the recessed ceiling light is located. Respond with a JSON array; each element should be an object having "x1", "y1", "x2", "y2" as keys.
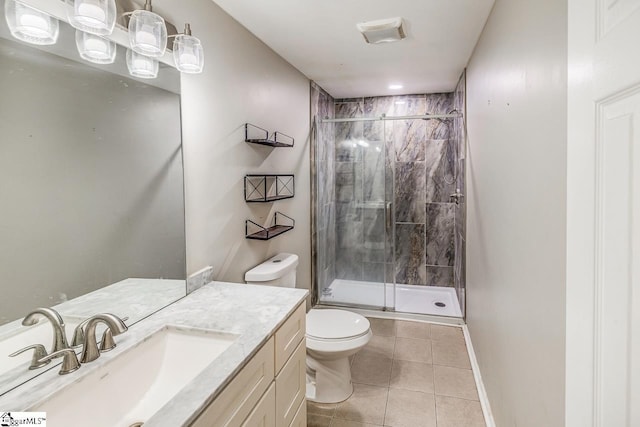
[
  {"x1": 389, "y1": 84, "x2": 403, "y2": 90},
  {"x1": 357, "y1": 17, "x2": 406, "y2": 44}
]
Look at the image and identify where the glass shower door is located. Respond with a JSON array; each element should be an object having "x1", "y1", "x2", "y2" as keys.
[{"x1": 316, "y1": 114, "x2": 393, "y2": 310}]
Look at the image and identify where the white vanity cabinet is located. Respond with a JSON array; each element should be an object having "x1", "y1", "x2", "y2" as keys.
[{"x1": 192, "y1": 303, "x2": 306, "y2": 427}]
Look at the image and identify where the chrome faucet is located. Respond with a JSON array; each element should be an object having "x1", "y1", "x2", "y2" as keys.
[
  {"x1": 79, "y1": 314, "x2": 128, "y2": 363},
  {"x1": 21, "y1": 308, "x2": 70, "y2": 354}
]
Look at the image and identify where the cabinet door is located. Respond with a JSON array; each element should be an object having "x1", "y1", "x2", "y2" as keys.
[
  {"x1": 288, "y1": 399, "x2": 307, "y2": 427},
  {"x1": 191, "y1": 338, "x2": 275, "y2": 427},
  {"x1": 275, "y1": 340, "x2": 306, "y2": 426},
  {"x1": 241, "y1": 384, "x2": 275, "y2": 427},
  {"x1": 275, "y1": 303, "x2": 306, "y2": 373}
]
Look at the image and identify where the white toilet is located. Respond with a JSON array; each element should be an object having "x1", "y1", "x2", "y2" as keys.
[{"x1": 245, "y1": 253, "x2": 372, "y2": 403}]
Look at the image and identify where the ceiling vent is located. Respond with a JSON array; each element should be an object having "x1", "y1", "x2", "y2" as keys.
[{"x1": 357, "y1": 17, "x2": 406, "y2": 44}]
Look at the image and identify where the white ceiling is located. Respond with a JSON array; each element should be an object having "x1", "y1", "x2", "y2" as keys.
[{"x1": 210, "y1": 0, "x2": 495, "y2": 98}]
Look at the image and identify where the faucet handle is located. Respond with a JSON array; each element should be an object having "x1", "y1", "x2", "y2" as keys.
[
  {"x1": 100, "y1": 329, "x2": 116, "y2": 352},
  {"x1": 449, "y1": 189, "x2": 464, "y2": 205},
  {"x1": 9, "y1": 344, "x2": 50, "y2": 370},
  {"x1": 36, "y1": 348, "x2": 81, "y2": 375},
  {"x1": 71, "y1": 319, "x2": 90, "y2": 347}
]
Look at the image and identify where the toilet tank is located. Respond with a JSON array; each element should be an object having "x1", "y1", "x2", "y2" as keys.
[{"x1": 245, "y1": 253, "x2": 299, "y2": 287}]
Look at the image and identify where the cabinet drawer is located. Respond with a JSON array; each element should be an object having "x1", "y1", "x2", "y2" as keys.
[
  {"x1": 276, "y1": 339, "x2": 306, "y2": 427},
  {"x1": 241, "y1": 383, "x2": 275, "y2": 427},
  {"x1": 192, "y1": 337, "x2": 275, "y2": 427},
  {"x1": 275, "y1": 303, "x2": 306, "y2": 373},
  {"x1": 288, "y1": 399, "x2": 307, "y2": 427}
]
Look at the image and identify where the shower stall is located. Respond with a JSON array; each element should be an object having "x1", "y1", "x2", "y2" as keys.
[{"x1": 311, "y1": 74, "x2": 467, "y2": 319}]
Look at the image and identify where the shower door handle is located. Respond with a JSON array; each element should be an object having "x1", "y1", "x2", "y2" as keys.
[{"x1": 385, "y1": 202, "x2": 392, "y2": 229}]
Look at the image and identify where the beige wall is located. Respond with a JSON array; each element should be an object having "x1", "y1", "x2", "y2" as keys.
[
  {"x1": 465, "y1": 0, "x2": 567, "y2": 425},
  {"x1": 177, "y1": 0, "x2": 311, "y2": 291}
]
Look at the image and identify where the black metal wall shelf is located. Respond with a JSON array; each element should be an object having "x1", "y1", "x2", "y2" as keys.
[
  {"x1": 246, "y1": 212, "x2": 295, "y2": 240},
  {"x1": 245, "y1": 123, "x2": 294, "y2": 148},
  {"x1": 245, "y1": 174, "x2": 294, "y2": 203}
]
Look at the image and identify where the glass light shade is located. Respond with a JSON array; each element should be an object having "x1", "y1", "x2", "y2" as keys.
[
  {"x1": 75, "y1": 30, "x2": 116, "y2": 64},
  {"x1": 128, "y1": 10, "x2": 167, "y2": 58},
  {"x1": 126, "y1": 49, "x2": 158, "y2": 79},
  {"x1": 4, "y1": 0, "x2": 59, "y2": 45},
  {"x1": 65, "y1": 0, "x2": 116, "y2": 36},
  {"x1": 173, "y1": 34, "x2": 204, "y2": 74}
]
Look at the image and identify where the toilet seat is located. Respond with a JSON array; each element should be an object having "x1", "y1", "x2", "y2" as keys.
[
  {"x1": 306, "y1": 309, "x2": 370, "y2": 340},
  {"x1": 306, "y1": 331, "x2": 369, "y2": 342},
  {"x1": 305, "y1": 309, "x2": 372, "y2": 353}
]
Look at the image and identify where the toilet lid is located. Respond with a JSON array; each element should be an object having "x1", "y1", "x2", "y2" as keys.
[{"x1": 306, "y1": 309, "x2": 370, "y2": 340}]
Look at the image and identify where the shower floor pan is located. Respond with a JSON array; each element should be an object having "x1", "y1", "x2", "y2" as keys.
[{"x1": 321, "y1": 279, "x2": 462, "y2": 318}]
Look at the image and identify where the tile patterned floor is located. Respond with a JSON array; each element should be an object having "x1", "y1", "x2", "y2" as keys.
[{"x1": 307, "y1": 318, "x2": 486, "y2": 427}]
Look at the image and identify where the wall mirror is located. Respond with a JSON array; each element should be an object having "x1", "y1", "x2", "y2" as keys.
[{"x1": 0, "y1": 0, "x2": 186, "y2": 395}]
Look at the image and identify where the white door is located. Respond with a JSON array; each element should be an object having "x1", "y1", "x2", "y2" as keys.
[{"x1": 567, "y1": 1, "x2": 640, "y2": 426}]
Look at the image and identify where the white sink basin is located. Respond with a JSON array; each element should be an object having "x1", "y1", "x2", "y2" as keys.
[
  {"x1": 0, "y1": 317, "x2": 84, "y2": 375},
  {"x1": 34, "y1": 326, "x2": 239, "y2": 427}
]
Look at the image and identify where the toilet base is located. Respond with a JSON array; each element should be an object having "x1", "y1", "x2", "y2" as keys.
[{"x1": 305, "y1": 355, "x2": 354, "y2": 404}]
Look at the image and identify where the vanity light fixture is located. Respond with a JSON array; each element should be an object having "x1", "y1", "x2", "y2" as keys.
[
  {"x1": 4, "y1": 0, "x2": 59, "y2": 45},
  {"x1": 126, "y1": 48, "x2": 158, "y2": 79},
  {"x1": 75, "y1": 30, "x2": 116, "y2": 64},
  {"x1": 127, "y1": 0, "x2": 167, "y2": 58},
  {"x1": 170, "y1": 24, "x2": 204, "y2": 74},
  {"x1": 65, "y1": 0, "x2": 116, "y2": 36}
]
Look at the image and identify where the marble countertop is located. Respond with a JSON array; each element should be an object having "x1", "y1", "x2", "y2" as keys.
[{"x1": 0, "y1": 281, "x2": 308, "y2": 427}]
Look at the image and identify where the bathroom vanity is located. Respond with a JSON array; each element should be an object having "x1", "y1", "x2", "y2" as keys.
[
  {"x1": 191, "y1": 294, "x2": 307, "y2": 427},
  {"x1": 0, "y1": 282, "x2": 309, "y2": 427}
]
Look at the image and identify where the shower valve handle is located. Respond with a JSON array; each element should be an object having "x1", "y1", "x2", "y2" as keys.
[{"x1": 450, "y1": 191, "x2": 464, "y2": 205}]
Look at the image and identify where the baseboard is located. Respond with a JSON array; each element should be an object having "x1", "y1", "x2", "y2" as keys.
[{"x1": 463, "y1": 324, "x2": 496, "y2": 427}]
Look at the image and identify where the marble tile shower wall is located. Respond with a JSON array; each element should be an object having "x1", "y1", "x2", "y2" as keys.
[
  {"x1": 311, "y1": 83, "x2": 336, "y2": 296},
  {"x1": 334, "y1": 93, "x2": 459, "y2": 288},
  {"x1": 453, "y1": 72, "x2": 467, "y2": 314}
]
